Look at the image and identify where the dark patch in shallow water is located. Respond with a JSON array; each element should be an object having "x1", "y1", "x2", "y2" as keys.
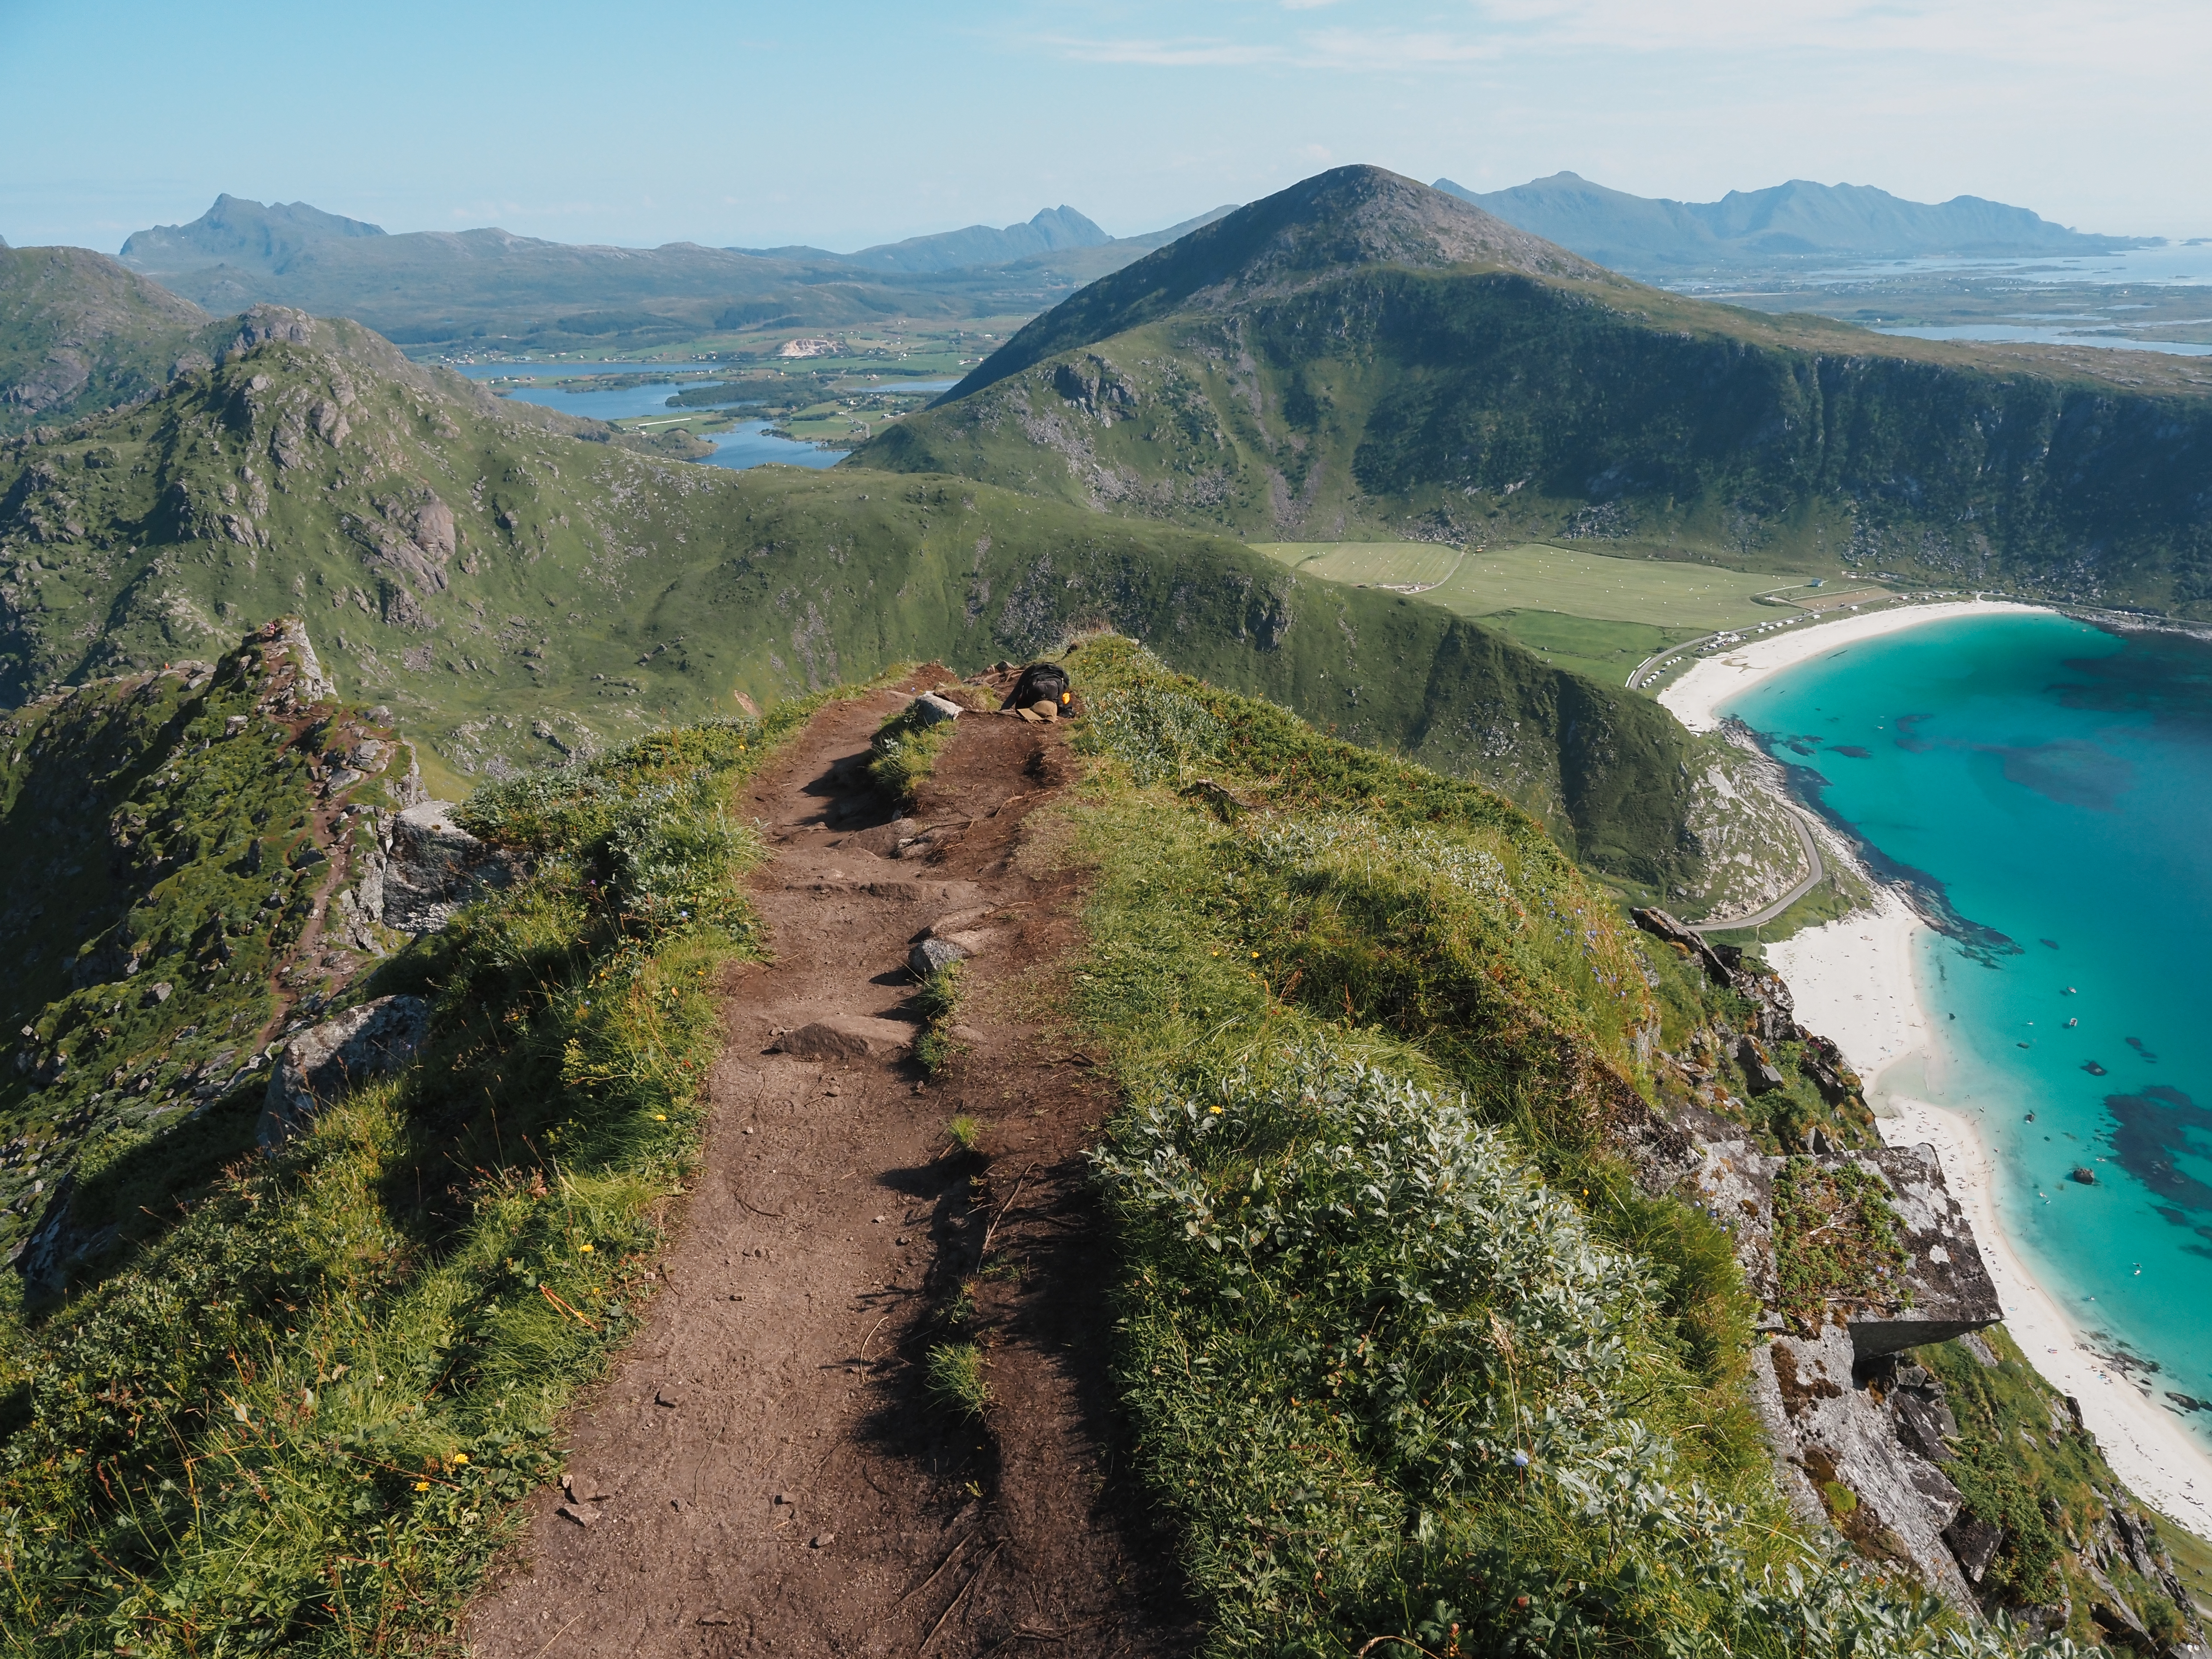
[
  {"x1": 1893, "y1": 713, "x2": 1935, "y2": 753},
  {"x1": 2040, "y1": 938, "x2": 2061, "y2": 949},
  {"x1": 2106, "y1": 1085, "x2": 2212, "y2": 1215},
  {"x1": 1988, "y1": 738, "x2": 2134, "y2": 811},
  {"x1": 2060, "y1": 627, "x2": 2212, "y2": 739},
  {"x1": 2083, "y1": 1060, "x2": 2108, "y2": 1077},
  {"x1": 1830, "y1": 745, "x2": 1873, "y2": 759},
  {"x1": 2128, "y1": 1036, "x2": 2159, "y2": 1062}
]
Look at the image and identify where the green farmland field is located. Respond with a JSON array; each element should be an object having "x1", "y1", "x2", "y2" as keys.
[{"x1": 1254, "y1": 541, "x2": 1825, "y2": 686}]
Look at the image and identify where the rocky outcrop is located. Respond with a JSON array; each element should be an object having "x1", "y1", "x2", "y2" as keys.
[
  {"x1": 258, "y1": 994, "x2": 430, "y2": 1148},
  {"x1": 1634, "y1": 907, "x2": 1799, "y2": 1044},
  {"x1": 1753, "y1": 1322, "x2": 1981, "y2": 1609},
  {"x1": 373, "y1": 800, "x2": 512, "y2": 933}
]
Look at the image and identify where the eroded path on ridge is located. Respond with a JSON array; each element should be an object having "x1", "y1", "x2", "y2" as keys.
[{"x1": 468, "y1": 675, "x2": 1191, "y2": 1658}]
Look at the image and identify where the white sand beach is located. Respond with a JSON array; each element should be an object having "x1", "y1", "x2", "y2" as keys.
[
  {"x1": 1659, "y1": 598, "x2": 2050, "y2": 735},
  {"x1": 1775, "y1": 898, "x2": 2212, "y2": 1538},
  {"x1": 1673, "y1": 594, "x2": 2212, "y2": 1533}
]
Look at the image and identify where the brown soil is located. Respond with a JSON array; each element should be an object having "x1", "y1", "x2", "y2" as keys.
[{"x1": 466, "y1": 673, "x2": 1194, "y2": 1657}]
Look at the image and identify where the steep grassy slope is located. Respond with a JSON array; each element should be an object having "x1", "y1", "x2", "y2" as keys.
[
  {"x1": 0, "y1": 317, "x2": 1700, "y2": 882},
  {"x1": 1046, "y1": 638, "x2": 2138, "y2": 1657},
  {"x1": 0, "y1": 625, "x2": 425, "y2": 1280},
  {"x1": 855, "y1": 167, "x2": 2212, "y2": 615},
  {"x1": 0, "y1": 248, "x2": 221, "y2": 435}
]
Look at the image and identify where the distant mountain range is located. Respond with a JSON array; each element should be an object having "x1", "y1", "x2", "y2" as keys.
[
  {"x1": 1432, "y1": 172, "x2": 2151, "y2": 273},
  {"x1": 119, "y1": 194, "x2": 387, "y2": 276},
  {"x1": 110, "y1": 195, "x2": 1238, "y2": 350}
]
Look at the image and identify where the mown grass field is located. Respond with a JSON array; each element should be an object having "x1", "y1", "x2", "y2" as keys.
[{"x1": 1254, "y1": 541, "x2": 1822, "y2": 686}]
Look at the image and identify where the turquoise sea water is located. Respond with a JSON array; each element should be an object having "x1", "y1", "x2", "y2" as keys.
[{"x1": 1724, "y1": 614, "x2": 2212, "y2": 1444}]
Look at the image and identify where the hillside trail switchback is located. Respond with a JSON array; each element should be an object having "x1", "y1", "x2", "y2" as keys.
[{"x1": 467, "y1": 672, "x2": 1191, "y2": 1657}]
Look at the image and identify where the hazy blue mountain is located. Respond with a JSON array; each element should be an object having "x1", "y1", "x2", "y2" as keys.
[
  {"x1": 733, "y1": 204, "x2": 1237, "y2": 273},
  {"x1": 835, "y1": 206, "x2": 1112, "y2": 273},
  {"x1": 102, "y1": 195, "x2": 1246, "y2": 353},
  {"x1": 1433, "y1": 171, "x2": 2148, "y2": 271},
  {"x1": 118, "y1": 194, "x2": 387, "y2": 277}
]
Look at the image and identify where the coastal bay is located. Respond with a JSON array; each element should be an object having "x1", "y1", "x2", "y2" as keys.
[{"x1": 1666, "y1": 604, "x2": 2212, "y2": 1530}]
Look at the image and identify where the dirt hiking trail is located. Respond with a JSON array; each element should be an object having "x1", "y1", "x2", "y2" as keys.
[{"x1": 468, "y1": 672, "x2": 1193, "y2": 1657}]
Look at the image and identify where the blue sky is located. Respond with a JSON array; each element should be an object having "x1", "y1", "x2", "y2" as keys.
[{"x1": 3, "y1": 0, "x2": 2206, "y2": 252}]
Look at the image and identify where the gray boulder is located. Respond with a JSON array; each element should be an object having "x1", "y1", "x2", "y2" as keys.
[
  {"x1": 379, "y1": 800, "x2": 510, "y2": 932},
  {"x1": 259, "y1": 994, "x2": 430, "y2": 1149}
]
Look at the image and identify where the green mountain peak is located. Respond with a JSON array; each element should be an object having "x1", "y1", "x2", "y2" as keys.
[{"x1": 943, "y1": 163, "x2": 1612, "y2": 401}]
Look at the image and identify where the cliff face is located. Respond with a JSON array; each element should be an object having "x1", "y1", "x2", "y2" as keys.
[{"x1": 1629, "y1": 908, "x2": 2211, "y2": 1649}]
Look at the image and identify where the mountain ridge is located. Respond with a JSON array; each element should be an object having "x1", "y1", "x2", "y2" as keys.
[
  {"x1": 107, "y1": 195, "x2": 1243, "y2": 352},
  {"x1": 118, "y1": 193, "x2": 387, "y2": 277},
  {"x1": 938, "y1": 164, "x2": 1611, "y2": 402},
  {"x1": 1435, "y1": 171, "x2": 2152, "y2": 272},
  {"x1": 856, "y1": 166, "x2": 2212, "y2": 614}
]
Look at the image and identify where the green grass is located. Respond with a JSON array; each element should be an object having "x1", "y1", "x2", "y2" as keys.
[
  {"x1": 923, "y1": 1342, "x2": 990, "y2": 1419},
  {"x1": 1254, "y1": 541, "x2": 1805, "y2": 632},
  {"x1": 1471, "y1": 610, "x2": 1706, "y2": 687},
  {"x1": 1249, "y1": 541, "x2": 1455, "y2": 587},
  {"x1": 914, "y1": 961, "x2": 967, "y2": 1077},
  {"x1": 0, "y1": 695, "x2": 822, "y2": 1650},
  {"x1": 1042, "y1": 638, "x2": 2094, "y2": 1658}
]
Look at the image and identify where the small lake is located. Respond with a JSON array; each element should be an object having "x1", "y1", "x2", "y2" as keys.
[
  {"x1": 700, "y1": 422, "x2": 843, "y2": 471},
  {"x1": 444, "y1": 361, "x2": 729, "y2": 380},
  {"x1": 490, "y1": 379, "x2": 743, "y2": 423},
  {"x1": 442, "y1": 361, "x2": 850, "y2": 470}
]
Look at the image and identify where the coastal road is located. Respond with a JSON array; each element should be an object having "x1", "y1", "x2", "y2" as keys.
[{"x1": 1696, "y1": 809, "x2": 1826, "y2": 934}]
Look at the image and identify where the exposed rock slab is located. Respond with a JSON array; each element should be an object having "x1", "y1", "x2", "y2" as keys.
[
  {"x1": 766, "y1": 1016, "x2": 915, "y2": 1062},
  {"x1": 259, "y1": 994, "x2": 430, "y2": 1149},
  {"x1": 378, "y1": 800, "x2": 512, "y2": 932}
]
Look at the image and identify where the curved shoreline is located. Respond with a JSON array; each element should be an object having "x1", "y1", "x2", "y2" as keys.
[
  {"x1": 1658, "y1": 598, "x2": 2052, "y2": 734},
  {"x1": 1773, "y1": 900, "x2": 2212, "y2": 1537},
  {"x1": 1706, "y1": 616, "x2": 2212, "y2": 1537}
]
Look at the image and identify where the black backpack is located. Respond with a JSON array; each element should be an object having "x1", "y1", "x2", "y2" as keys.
[{"x1": 1002, "y1": 661, "x2": 1071, "y2": 712}]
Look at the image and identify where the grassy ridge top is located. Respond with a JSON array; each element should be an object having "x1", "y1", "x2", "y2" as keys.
[
  {"x1": 0, "y1": 323, "x2": 1701, "y2": 882},
  {"x1": 1051, "y1": 639, "x2": 2154, "y2": 1656}
]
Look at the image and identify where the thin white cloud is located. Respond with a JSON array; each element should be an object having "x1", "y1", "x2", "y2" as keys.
[
  {"x1": 1045, "y1": 35, "x2": 1284, "y2": 66},
  {"x1": 1464, "y1": 0, "x2": 2209, "y2": 75}
]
